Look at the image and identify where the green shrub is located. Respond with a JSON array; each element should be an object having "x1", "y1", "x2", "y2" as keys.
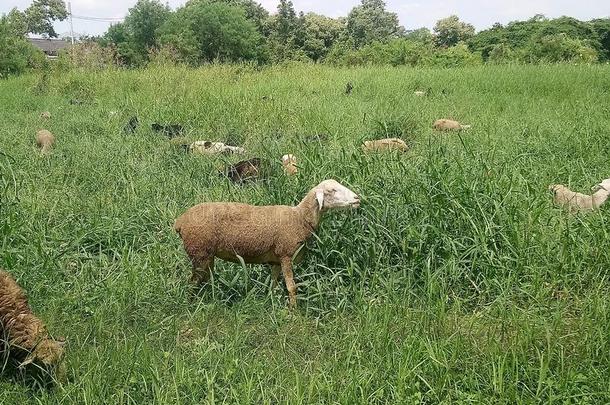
[
  {"x1": 0, "y1": 18, "x2": 45, "y2": 77},
  {"x1": 433, "y1": 43, "x2": 483, "y2": 67}
]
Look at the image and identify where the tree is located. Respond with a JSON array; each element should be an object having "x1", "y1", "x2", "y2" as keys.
[
  {"x1": 300, "y1": 13, "x2": 346, "y2": 61},
  {"x1": 525, "y1": 33, "x2": 598, "y2": 63},
  {"x1": 266, "y1": 0, "x2": 304, "y2": 61},
  {"x1": 404, "y1": 27, "x2": 434, "y2": 44},
  {"x1": 123, "y1": 0, "x2": 170, "y2": 55},
  {"x1": 0, "y1": 16, "x2": 44, "y2": 77},
  {"x1": 160, "y1": 2, "x2": 265, "y2": 63},
  {"x1": 591, "y1": 18, "x2": 610, "y2": 61},
  {"x1": 102, "y1": 23, "x2": 145, "y2": 66},
  {"x1": 4, "y1": 8, "x2": 28, "y2": 37},
  {"x1": 433, "y1": 15, "x2": 475, "y2": 47},
  {"x1": 198, "y1": 0, "x2": 269, "y2": 34},
  {"x1": 24, "y1": 0, "x2": 67, "y2": 38},
  {"x1": 346, "y1": 0, "x2": 404, "y2": 48}
]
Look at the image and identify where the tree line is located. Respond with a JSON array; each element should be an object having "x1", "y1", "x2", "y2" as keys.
[{"x1": 1, "y1": 0, "x2": 610, "y2": 76}]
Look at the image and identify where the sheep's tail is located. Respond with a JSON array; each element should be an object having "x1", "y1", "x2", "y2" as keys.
[{"x1": 460, "y1": 125, "x2": 472, "y2": 130}]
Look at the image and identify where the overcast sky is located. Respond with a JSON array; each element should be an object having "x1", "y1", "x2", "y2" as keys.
[{"x1": 2, "y1": 0, "x2": 609, "y2": 37}]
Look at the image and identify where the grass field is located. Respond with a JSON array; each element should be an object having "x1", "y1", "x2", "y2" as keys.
[{"x1": 1, "y1": 63, "x2": 610, "y2": 403}]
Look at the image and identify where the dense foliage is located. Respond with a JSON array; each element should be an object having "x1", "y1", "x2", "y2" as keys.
[{"x1": 0, "y1": 0, "x2": 609, "y2": 71}]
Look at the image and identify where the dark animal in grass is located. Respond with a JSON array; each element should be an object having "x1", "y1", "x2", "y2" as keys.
[
  {"x1": 222, "y1": 158, "x2": 262, "y2": 184},
  {"x1": 345, "y1": 82, "x2": 353, "y2": 95},
  {"x1": 68, "y1": 99, "x2": 83, "y2": 105},
  {"x1": 152, "y1": 123, "x2": 184, "y2": 138},
  {"x1": 0, "y1": 269, "x2": 66, "y2": 380},
  {"x1": 123, "y1": 116, "x2": 139, "y2": 134}
]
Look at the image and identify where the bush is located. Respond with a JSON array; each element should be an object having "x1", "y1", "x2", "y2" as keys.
[
  {"x1": 0, "y1": 18, "x2": 45, "y2": 78},
  {"x1": 525, "y1": 33, "x2": 598, "y2": 63},
  {"x1": 487, "y1": 43, "x2": 517, "y2": 64},
  {"x1": 433, "y1": 43, "x2": 483, "y2": 67},
  {"x1": 56, "y1": 42, "x2": 118, "y2": 71}
]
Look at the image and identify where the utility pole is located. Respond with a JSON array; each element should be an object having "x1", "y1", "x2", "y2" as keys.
[{"x1": 68, "y1": 2, "x2": 75, "y2": 45}]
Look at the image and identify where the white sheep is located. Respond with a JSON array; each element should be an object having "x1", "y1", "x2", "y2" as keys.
[
  {"x1": 433, "y1": 119, "x2": 471, "y2": 131},
  {"x1": 362, "y1": 138, "x2": 408, "y2": 153},
  {"x1": 189, "y1": 141, "x2": 245, "y2": 155},
  {"x1": 549, "y1": 178, "x2": 610, "y2": 212},
  {"x1": 35, "y1": 129, "x2": 55, "y2": 155},
  {"x1": 174, "y1": 179, "x2": 361, "y2": 307},
  {"x1": 414, "y1": 91, "x2": 426, "y2": 97}
]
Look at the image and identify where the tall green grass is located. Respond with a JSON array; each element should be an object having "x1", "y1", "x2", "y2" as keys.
[{"x1": 1, "y1": 64, "x2": 609, "y2": 403}]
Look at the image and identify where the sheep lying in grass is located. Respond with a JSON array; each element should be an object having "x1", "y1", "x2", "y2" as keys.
[
  {"x1": 433, "y1": 119, "x2": 471, "y2": 131},
  {"x1": 0, "y1": 269, "x2": 65, "y2": 377},
  {"x1": 189, "y1": 141, "x2": 245, "y2": 155},
  {"x1": 174, "y1": 180, "x2": 360, "y2": 307},
  {"x1": 223, "y1": 158, "x2": 261, "y2": 183},
  {"x1": 362, "y1": 138, "x2": 408, "y2": 153},
  {"x1": 282, "y1": 154, "x2": 298, "y2": 176},
  {"x1": 549, "y1": 179, "x2": 610, "y2": 212},
  {"x1": 414, "y1": 91, "x2": 426, "y2": 97},
  {"x1": 39, "y1": 111, "x2": 51, "y2": 119},
  {"x1": 35, "y1": 130, "x2": 55, "y2": 155}
]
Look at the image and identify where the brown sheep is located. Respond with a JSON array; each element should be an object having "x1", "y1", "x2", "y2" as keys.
[
  {"x1": 549, "y1": 179, "x2": 610, "y2": 212},
  {"x1": 433, "y1": 119, "x2": 471, "y2": 131},
  {"x1": 281, "y1": 154, "x2": 298, "y2": 176},
  {"x1": 223, "y1": 158, "x2": 262, "y2": 183},
  {"x1": 0, "y1": 269, "x2": 65, "y2": 375},
  {"x1": 174, "y1": 180, "x2": 360, "y2": 307},
  {"x1": 362, "y1": 138, "x2": 409, "y2": 153},
  {"x1": 35, "y1": 130, "x2": 55, "y2": 155}
]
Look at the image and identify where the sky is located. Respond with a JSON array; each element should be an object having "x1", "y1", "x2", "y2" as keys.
[{"x1": 2, "y1": 0, "x2": 609, "y2": 38}]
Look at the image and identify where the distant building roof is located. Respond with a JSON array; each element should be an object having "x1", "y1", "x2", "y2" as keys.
[{"x1": 28, "y1": 38, "x2": 72, "y2": 57}]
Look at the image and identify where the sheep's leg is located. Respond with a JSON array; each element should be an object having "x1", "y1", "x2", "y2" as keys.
[
  {"x1": 271, "y1": 265, "x2": 281, "y2": 288},
  {"x1": 280, "y1": 257, "x2": 297, "y2": 308},
  {"x1": 191, "y1": 256, "x2": 214, "y2": 287}
]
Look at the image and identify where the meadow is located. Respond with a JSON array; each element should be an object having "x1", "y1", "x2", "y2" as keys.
[{"x1": 1, "y1": 63, "x2": 610, "y2": 403}]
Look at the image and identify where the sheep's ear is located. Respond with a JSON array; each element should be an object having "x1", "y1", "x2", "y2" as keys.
[{"x1": 315, "y1": 189, "x2": 324, "y2": 211}]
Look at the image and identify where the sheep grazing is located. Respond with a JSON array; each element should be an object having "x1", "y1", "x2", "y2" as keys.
[
  {"x1": 189, "y1": 141, "x2": 245, "y2": 155},
  {"x1": 433, "y1": 119, "x2": 471, "y2": 131},
  {"x1": 414, "y1": 91, "x2": 426, "y2": 97},
  {"x1": 174, "y1": 179, "x2": 360, "y2": 307},
  {"x1": 152, "y1": 123, "x2": 184, "y2": 138},
  {"x1": 0, "y1": 269, "x2": 65, "y2": 376},
  {"x1": 362, "y1": 138, "x2": 408, "y2": 153},
  {"x1": 35, "y1": 130, "x2": 55, "y2": 155},
  {"x1": 549, "y1": 179, "x2": 610, "y2": 212},
  {"x1": 223, "y1": 158, "x2": 261, "y2": 184},
  {"x1": 123, "y1": 116, "x2": 139, "y2": 134},
  {"x1": 282, "y1": 154, "x2": 298, "y2": 176},
  {"x1": 39, "y1": 111, "x2": 51, "y2": 119}
]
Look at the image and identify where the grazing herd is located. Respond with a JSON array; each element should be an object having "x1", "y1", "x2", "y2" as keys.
[{"x1": 3, "y1": 82, "x2": 608, "y2": 385}]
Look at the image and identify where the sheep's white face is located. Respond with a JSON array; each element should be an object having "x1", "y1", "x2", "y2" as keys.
[
  {"x1": 314, "y1": 180, "x2": 360, "y2": 211},
  {"x1": 593, "y1": 179, "x2": 610, "y2": 192},
  {"x1": 282, "y1": 154, "x2": 296, "y2": 164}
]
